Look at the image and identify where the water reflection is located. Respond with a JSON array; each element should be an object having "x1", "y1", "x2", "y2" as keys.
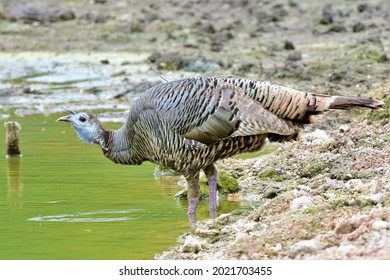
[
  {"x1": 6, "y1": 157, "x2": 24, "y2": 208},
  {"x1": 28, "y1": 209, "x2": 142, "y2": 223}
]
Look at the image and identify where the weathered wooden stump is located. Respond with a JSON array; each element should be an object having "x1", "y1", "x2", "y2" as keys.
[{"x1": 4, "y1": 121, "x2": 22, "y2": 157}]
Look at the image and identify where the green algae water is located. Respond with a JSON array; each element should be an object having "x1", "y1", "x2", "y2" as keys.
[{"x1": 0, "y1": 114, "x2": 239, "y2": 260}]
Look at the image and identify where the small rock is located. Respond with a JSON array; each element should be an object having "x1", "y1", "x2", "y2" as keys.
[
  {"x1": 346, "y1": 198, "x2": 356, "y2": 206},
  {"x1": 270, "y1": 243, "x2": 282, "y2": 253},
  {"x1": 236, "y1": 63, "x2": 259, "y2": 73},
  {"x1": 357, "y1": 4, "x2": 371, "y2": 13},
  {"x1": 284, "y1": 40, "x2": 295, "y2": 50},
  {"x1": 334, "y1": 220, "x2": 354, "y2": 234},
  {"x1": 324, "y1": 192, "x2": 336, "y2": 199},
  {"x1": 352, "y1": 22, "x2": 365, "y2": 33},
  {"x1": 290, "y1": 195, "x2": 313, "y2": 210},
  {"x1": 174, "y1": 189, "x2": 187, "y2": 200},
  {"x1": 180, "y1": 235, "x2": 203, "y2": 253},
  {"x1": 337, "y1": 244, "x2": 356, "y2": 254},
  {"x1": 297, "y1": 185, "x2": 311, "y2": 192},
  {"x1": 215, "y1": 214, "x2": 230, "y2": 226},
  {"x1": 327, "y1": 24, "x2": 347, "y2": 33},
  {"x1": 329, "y1": 72, "x2": 345, "y2": 83},
  {"x1": 339, "y1": 125, "x2": 350, "y2": 133},
  {"x1": 4, "y1": 6, "x2": 43, "y2": 22},
  {"x1": 286, "y1": 51, "x2": 302, "y2": 62},
  {"x1": 365, "y1": 193, "x2": 384, "y2": 204},
  {"x1": 334, "y1": 214, "x2": 367, "y2": 235},
  {"x1": 183, "y1": 57, "x2": 221, "y2": 72},
  {"x1": 47, "y1": 9, "x2": 75, "y2": 22},
  {"x1": 89, "y1": 0, "x2": 107, "y2": 4},
  {"x1": 288, "y1": 239, "x2": 320, "y2": 257},
  {"x1": 201, "y1": 23, "x2": 216, "y2": 34},
  {"x1": 302, "y1": 129, "x2": 332, "y2": 144},
  {"x1": 244, "y1": 221, "x2": 258, "y2": 232},
  {"x1": 195, "y1": 229, "x2": 220, "y2": 236},
  {"x1": 111, "y1": 70, "x2": 126, "y2": 77},
  {"x1": 263, "y1": 186, "x2": 280, "y2": 199},
  {"x1": 368, "y1": 179, "x2": 383, "y2": 194},
  {"x1": 345, "y1": 179, "x2": 363, "y2": 188},
  {"x1": 320, "y1": 4, "x2": 334, "y2": 25},
  {"x1": 372, "y1": 220, "x2": 389, "y2": 231},
  {"x1": 378, "y1": 54, "x2": 389, "y2": 63}
]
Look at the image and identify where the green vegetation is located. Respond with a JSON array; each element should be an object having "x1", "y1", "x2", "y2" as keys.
[
  {"x1": 258, "y1": 168, "x2": 284, "y2": 182},
  {"x1": 176, "y1": 171, "x2": 239, "y2": 200}
]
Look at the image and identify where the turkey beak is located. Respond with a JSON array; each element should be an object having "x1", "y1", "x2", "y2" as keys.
[
  {"x1": 57, "y1": 109, "x2": 77, "y2": 123},
  {"x1": 57, "y1": 115, "x2": 73, "y2": 123}
]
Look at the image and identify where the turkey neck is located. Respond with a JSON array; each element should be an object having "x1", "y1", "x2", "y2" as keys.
[{"x1": 102, "y1": 123, "x2": 142, "y2": 165}]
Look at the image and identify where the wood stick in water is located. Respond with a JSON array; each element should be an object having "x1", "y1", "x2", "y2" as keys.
[{"x1": 4, "y1": 121, "x2": 22, "y2": 157}]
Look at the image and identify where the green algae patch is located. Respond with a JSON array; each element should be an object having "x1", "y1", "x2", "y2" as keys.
[
  {"x1": 258, "y1": 168, "x2": 284, "y2": 182},
  {"x1": 217, "y1": 171, "x2": 240, "y2": 194},
  {"x1": 176, "y1": 171, "x2": 239, "y2": 200}
]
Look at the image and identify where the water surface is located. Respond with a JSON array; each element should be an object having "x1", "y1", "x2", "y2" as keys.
[{"x1": 0, "y1": 114, "x2": 239, "y2": 259}]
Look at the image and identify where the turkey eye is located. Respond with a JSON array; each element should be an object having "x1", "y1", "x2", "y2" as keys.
[{"x1": 79, "y1": 116, "x2": 86, "y2": 122}]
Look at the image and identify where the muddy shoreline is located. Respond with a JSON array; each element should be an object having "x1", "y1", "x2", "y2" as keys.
[{"x1": 1, "y1": 0, "x2": 389, "y2": 259}]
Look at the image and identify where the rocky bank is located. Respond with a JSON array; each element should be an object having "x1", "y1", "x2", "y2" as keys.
[{"x1": 157, "y1": 117, "x2": 390, "y2": 259}]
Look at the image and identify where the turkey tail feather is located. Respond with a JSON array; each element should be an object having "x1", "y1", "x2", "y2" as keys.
[{"x1": 329, "y1": 96, "x2": 384, "y2": 110}]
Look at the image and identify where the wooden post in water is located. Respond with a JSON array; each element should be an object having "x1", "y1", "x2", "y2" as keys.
[{"x1": 4, "y1": 121, "x2": 22, "y2": 157}]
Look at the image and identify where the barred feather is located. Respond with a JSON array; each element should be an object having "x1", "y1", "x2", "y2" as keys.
[
  {"x1": 59, "y1": 76, "x2": 383, "y2": 218},
  {"x1": 104, "y1": 76, "x2": 383, "y2": 172}
]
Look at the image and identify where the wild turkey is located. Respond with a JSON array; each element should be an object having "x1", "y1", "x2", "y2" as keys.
[{"x1": 57, "y1": 76, "x2": 383, "y2": 222}]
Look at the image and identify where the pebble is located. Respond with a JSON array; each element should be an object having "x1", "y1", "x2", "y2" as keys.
[
  {"x1": 334, "y1": 214, "x2": 368, "y2": 235},
  {"x1": 339, "y1": 125, "x2": 350, "y2": 133},
  {"x1": 334, "y1": 220, "x2": 354, "y2": 234},
  {"x1": 337, "y1": 244, "x2": 356, "y2": 254},
  {"x1": 365, "y1": 193, "x2": 384, "y2": 205},
  {"x1": 345, "y1": 179, "x2": 363, "y2": 188},
  {"x1": 180, "y1": 235, "x2": 203, "y2": 253},
  {"x1": 286, "y1": 51, "x2": 302, "y2": 61},
  {"x1": 288, "y1": 239, "x2": 320, "y2": 257},
  {"x1": 284, "y1": 40, "x2": 295, "y2": 50},
  {"x1": 296, "y1": 184, "x2": 311, "y2": 192},
  {"x1": 244, "y1": 221, "x2": 258, "y2": 232},
  {"x1": 290, "y1": 195, "x2": 313, "y2": 210},
  {"x1": 353, "y1": 22, "x2": 365, "y2": 33},
  {"x1": 183, "y1": 57, "x2": 221, "y2": 72},
  {"x1": 302, "y1": 129, "x2": 332, "y2": 144},
  {"x1": 195, "y1": 229, "x2": 220, "y2": 236},
  {"x1": 327, "y1": 24, "x2": 347, "y2": 33},
  {"x1": 263, "y1": 186, "x2": 280, "y2": 199},
  {"x1": 368, "y1": 179, "x2": 383, "y2": 194},
  {"x1": 271, "y1": 243, "x2": 282, "y2": 253},
  {"x1": 320, "y1": 4, "x2": 334, "y2": 25},
  {"x1": 371, "y1": 220, "x2": 389, "y2": 231}
]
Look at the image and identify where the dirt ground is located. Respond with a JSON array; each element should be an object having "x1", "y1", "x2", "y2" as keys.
[{"x1": 1, "y1": 0, "x2": 389, "y2": 259}]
